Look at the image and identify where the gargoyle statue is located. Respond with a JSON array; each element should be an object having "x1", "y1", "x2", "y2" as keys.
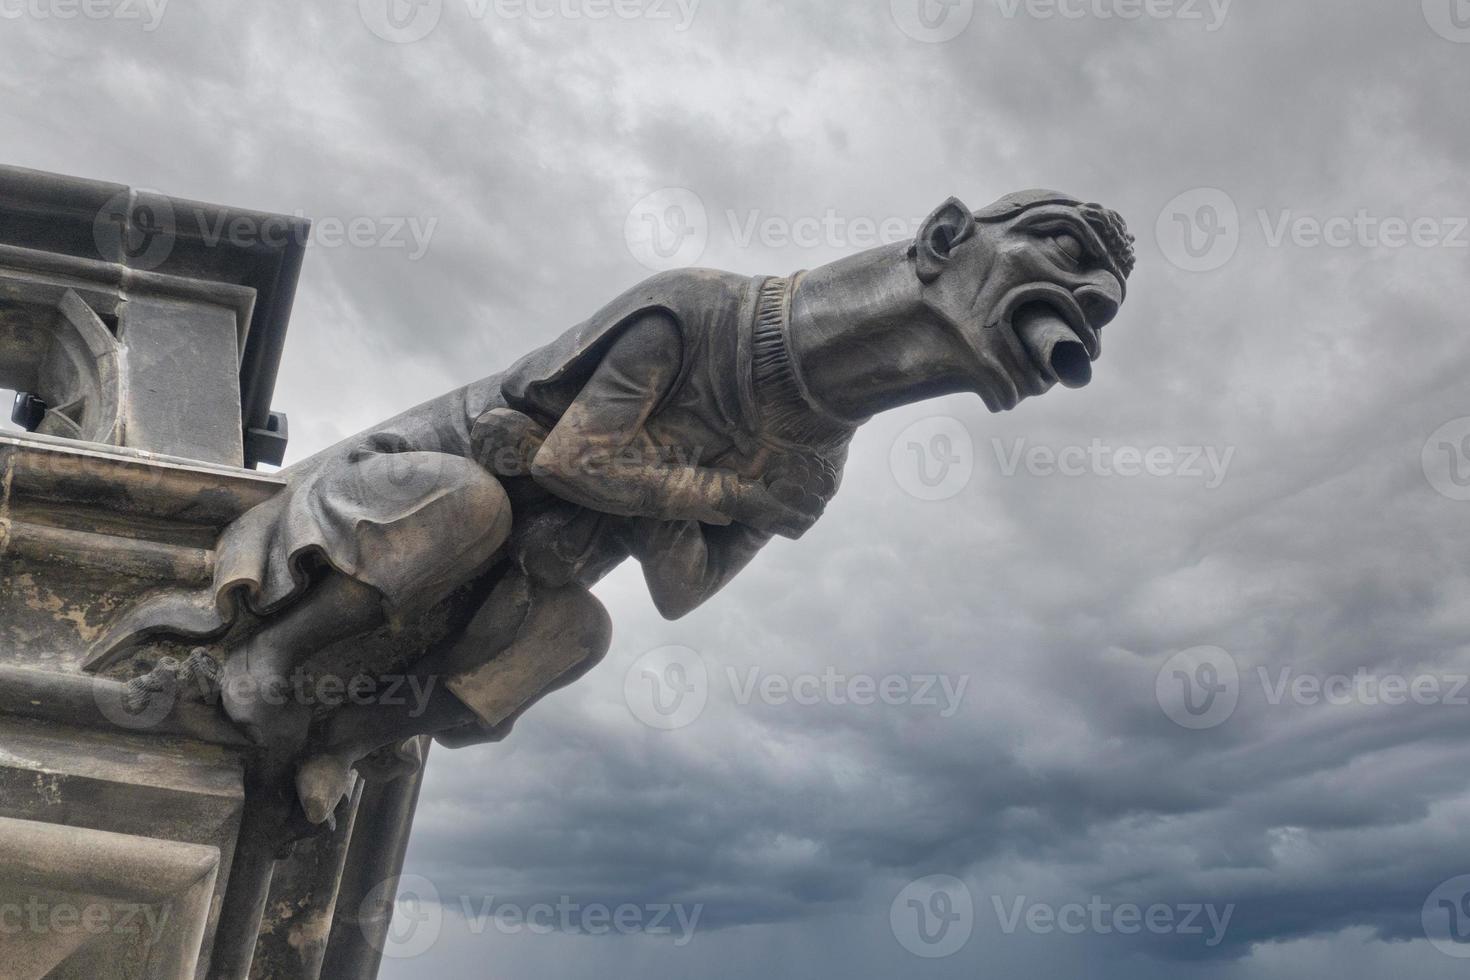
[{"x1": 85, "y1": 190, "x2": 1134, "y2": 824}]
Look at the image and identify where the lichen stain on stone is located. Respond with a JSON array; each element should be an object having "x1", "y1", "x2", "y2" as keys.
[
  {"x1": 12, "y1": 572, "x2": 102, "y2": 640},
  {"x1": 258, "y1": 899, "x2": 291, "y2": 936},
  {"x1": 33, "y1": 771, "x2": 64, "y2": 806},
  {"x1": 289, "y1": 913, "x2": 332, "y2": 951}
]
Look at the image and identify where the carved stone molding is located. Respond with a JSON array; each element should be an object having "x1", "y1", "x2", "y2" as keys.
[{"x1": 0, "y1": 816, "x2": 221, "y2": 980}]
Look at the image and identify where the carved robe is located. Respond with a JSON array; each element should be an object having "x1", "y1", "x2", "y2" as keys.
[{"x1": 89, "y1": 270, "x2": 854, "y2": 670}]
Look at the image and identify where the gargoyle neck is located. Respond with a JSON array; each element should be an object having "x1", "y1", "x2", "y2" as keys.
[
  {"x1": 749, "y1": 275, "x2": 862, "y2": 450},
  {"x1": 786, "y1": 243, "x2": 978, "y2": 421}
]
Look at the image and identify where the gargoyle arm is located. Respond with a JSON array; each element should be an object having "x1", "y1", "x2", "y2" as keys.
[
  {"x1": 528, "y1": 310, "x2": 748, "y2": 525},
  {"x1": 525, "y1": 309, "x2": 780, "y2": 617},
  {"x1": 630, "y1": 518, "x2": 773, "y2": 620}
]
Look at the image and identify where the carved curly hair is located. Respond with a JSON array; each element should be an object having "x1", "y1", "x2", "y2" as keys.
[{"x1": 974, "y1": 189, "x2": 1136, "y2": 282}]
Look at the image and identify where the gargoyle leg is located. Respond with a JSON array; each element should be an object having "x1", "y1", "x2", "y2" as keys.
[
  {"x1": 220, "y1": 573, "x2": 388, "y2": 751},
  {"x1": 294, "y1": 576, "x2": 612, "y2": 823},
  {"x1": 294, "y1": 669, "x2": 473, "y2": 825}
]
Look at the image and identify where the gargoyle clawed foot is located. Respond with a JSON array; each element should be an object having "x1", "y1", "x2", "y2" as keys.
[
  {"x1": 295, "y1": 752, "x2": 357, "y2": 826},
  {"x1": 294, "y1": 738, "x2": 425, "y2": 826},
  {"x1": 123, "y1": 648, "x2": 222, "y2": 713}
]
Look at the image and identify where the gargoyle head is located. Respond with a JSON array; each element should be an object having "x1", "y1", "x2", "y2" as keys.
[{"x1": 910, "y1": 189, "x2": 1135, "y2": 411}]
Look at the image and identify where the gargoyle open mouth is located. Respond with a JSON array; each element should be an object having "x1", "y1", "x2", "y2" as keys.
[{"x1": 999, "y1": 286, "x2": 1100, "y2": 391}]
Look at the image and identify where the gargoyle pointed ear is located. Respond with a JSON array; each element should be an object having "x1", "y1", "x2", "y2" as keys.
[{"x1": 912, "y1": 197, "x2": 977, "y2": 284}]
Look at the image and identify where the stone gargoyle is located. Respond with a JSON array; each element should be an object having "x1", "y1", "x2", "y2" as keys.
[{"x1": 83, "y1": 190, "x2": 1135, "y2": 825}]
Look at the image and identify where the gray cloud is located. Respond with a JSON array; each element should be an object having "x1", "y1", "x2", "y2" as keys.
[{"x1": 5, "y1": 0, "x2": 1470, "y2": 975}]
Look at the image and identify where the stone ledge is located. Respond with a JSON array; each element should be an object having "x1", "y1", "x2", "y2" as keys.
[
  {"x1": 0, "y1": 432, "x2": 284, "y2": 527},
  {"x1": 0, "y1": 435, "x2": 284, "y2": 675}
]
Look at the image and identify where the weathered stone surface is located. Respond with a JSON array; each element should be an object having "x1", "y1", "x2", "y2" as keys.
[
  {"x1": 0, "y1": 815, "x2": 221, "y2": 979},
  {"x1": 0, "y1": 165, "x2": 306, "y2": 468},
  {"x1": 0, "y1": 170, "x2": 307, "y2": 980},
  {"x1": 0, "y1": 432, "x2": 284, "y2": 675}
]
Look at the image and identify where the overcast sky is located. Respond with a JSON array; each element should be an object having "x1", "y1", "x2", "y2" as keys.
[{"x1": 7, "y1": 0, "x2": 1470, "y2": 976}]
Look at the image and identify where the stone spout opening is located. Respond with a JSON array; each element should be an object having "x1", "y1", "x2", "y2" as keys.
[{"x1": 1014, "y1": 302, "x2": 1093, "y2": 390}]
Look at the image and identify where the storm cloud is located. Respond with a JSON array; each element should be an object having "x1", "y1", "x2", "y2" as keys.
[{"x1": 5, "y1": 0, "x2": 1470, "y2": 975}]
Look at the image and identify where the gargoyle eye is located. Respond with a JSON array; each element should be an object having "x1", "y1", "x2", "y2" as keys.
[{"x1": 1053, "y1": 232, "x2": 1086, "y2": 262}]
